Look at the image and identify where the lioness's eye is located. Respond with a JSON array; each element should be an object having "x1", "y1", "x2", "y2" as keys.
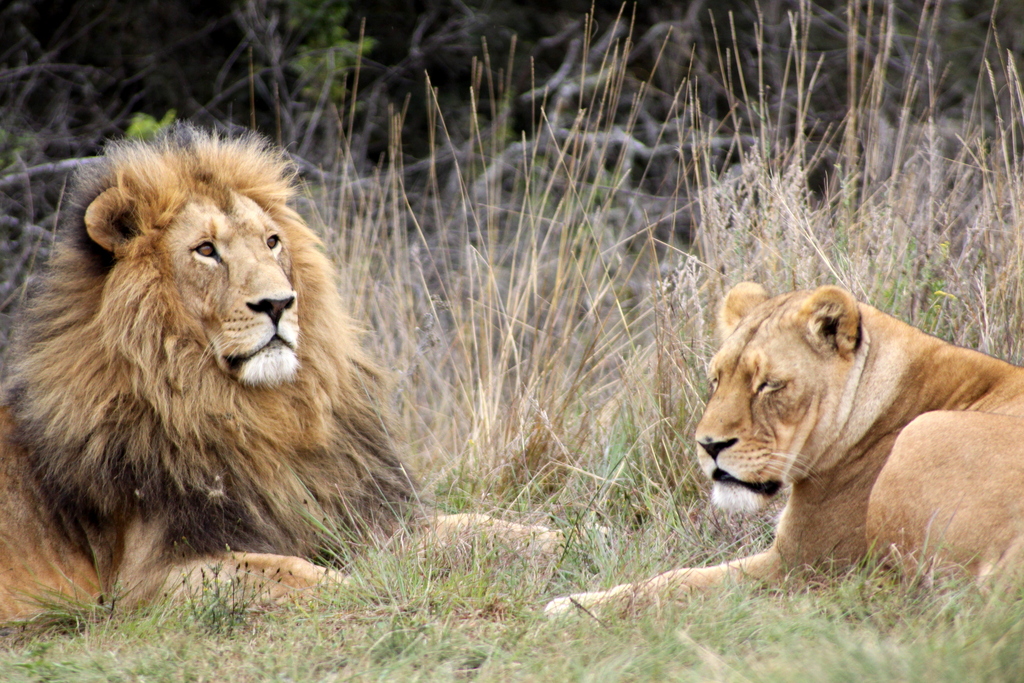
[
  {"x1": 758, "y1": 379, "x2": 784, "y2": 394},
  {"x1": 267, "y1": 235, "x2": 280, "y2": 249},
  {"x1": 195, "y1": 242, "x2": 218, "y2": 259}
]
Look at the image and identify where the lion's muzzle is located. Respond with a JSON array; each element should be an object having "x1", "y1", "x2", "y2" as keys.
[
  {"x1": 247, "y1": 295, "x2": 295, "y2": 327},
  {"x1": 223, "y1": 291, "x2": 300, "y2": 387}
]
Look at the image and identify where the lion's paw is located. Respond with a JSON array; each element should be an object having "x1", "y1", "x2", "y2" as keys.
[{"x1": 530, "y1": 528, "x2": 564, "y2": 555}]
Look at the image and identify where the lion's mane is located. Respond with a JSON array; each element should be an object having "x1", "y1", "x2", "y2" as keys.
[{"x1": 4, "y1": 126, "x2": 417, "y2": 569}]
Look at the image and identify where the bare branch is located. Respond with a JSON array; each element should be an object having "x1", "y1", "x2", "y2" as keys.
[{"x1": 0, "y1": 157, "x2": 99, "y2": 192}]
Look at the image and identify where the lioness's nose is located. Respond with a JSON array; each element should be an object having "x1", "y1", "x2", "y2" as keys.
[
  {"x1": 248, "y1": 295, "x2": 295, "y2": 326},
  {"x1": 698, "y1": 437, "x2": 738, "y2": 461}
]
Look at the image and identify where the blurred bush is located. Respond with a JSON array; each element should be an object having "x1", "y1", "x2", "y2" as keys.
[{"x1": 0, "y1": 0, "x2": 1022, "y2": 350}]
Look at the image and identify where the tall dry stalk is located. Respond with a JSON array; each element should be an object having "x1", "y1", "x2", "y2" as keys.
[{"x1": 291, "y1": 4, "x2": 1024, "y2": 543}]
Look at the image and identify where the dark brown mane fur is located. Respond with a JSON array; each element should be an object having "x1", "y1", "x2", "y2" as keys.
[{"x1": 4, "y1": 126, "x2": 417, "y2": 572}]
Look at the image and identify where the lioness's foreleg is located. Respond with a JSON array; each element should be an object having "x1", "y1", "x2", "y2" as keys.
[{"x1": 544, "y1": 547, "x2": 781, "y2": 617}]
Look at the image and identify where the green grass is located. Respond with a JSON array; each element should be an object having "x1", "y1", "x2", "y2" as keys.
[
  {"x1": 5, "y1": 3, "x2": 1024, "y2": 680},
  {"x1": 4, "y1": 553, "x2": 1024, "y2": 681}
]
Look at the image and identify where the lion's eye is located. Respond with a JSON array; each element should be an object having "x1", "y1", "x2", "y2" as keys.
[
  {"x1": 267, "y1": 235, "x2": 280, "y2": 249},
  {"x1": 195, "y1": 242, "x2": 218, "y2": 259}
]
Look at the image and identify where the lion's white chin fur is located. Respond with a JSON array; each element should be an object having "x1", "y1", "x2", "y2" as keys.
[
  {"x1": 711, "y1": 483, "x2": 768, "y2": 514},
  {"x1": 237, "y1": 345, "x2": 300, "y2": 387}
]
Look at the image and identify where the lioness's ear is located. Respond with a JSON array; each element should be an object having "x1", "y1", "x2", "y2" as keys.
[
  {"x1": 84, "y1": 186, "x2": 135, "y2": 253},
  {"x1": 799, "y1": 285, "x2": 861, "y2": 357},
  {"x1": 717, "y1": 282, "x2": 770, "y2": 341}
]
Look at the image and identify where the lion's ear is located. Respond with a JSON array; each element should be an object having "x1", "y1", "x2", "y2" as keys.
[
  {"x1": 717, "y1": 282, "x2": 770, "y2": 341},
  {"x1": 799, "y1": 285, "x2": 861, "y2": 357},
  {"x1": 84, "y1": 187, "x2": 136, "y2": 253}
]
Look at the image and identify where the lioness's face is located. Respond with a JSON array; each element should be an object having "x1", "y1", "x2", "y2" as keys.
[
  {"x1": 168, "y1": 193, "x2": 300, "y2": 387},
  {"x1": 694, "y1": 285, "x2": 863, "y2": 513}
]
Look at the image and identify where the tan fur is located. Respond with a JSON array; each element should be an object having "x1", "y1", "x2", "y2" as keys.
[
  {"x1": 547, "y1": 282, "x2": 1024, "y2": 616},
  {"x1": 0, "y1": 127, "x2": 561, "y2": 621},
  {"x1": 716, "y1": 281, "x2": 768, "y2": 342}
]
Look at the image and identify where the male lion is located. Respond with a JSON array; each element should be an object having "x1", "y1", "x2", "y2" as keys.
[
  {"x1": 547, "y1": 282, "x2": 1024, "y2": 616},
  {"x1": 0, "y1": 125, "x2": 558, "y2": 621}
]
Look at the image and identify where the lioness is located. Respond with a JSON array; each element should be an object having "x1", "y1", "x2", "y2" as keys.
[
  {"x1": 0, "y1": 126, "x2": 558, "y2": 621},
  {"x1": 547, "y1": 282, "x2": 1024, "y2": 615}
]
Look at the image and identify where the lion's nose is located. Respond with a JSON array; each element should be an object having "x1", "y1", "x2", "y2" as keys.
[
  {"x1": 247, "y1": 295, "x2": 295, "y2": 326},
  {"x1": 698, "y1": 438, "x2": 738, "y2": 461}
]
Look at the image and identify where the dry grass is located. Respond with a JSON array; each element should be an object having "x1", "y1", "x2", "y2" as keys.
[
  {"x1": 3, "y1": 2, "x2": 1024, "y2": 680},
  {"x1": 310, "y1": 0, "x2": 1024, "y2": 520}
]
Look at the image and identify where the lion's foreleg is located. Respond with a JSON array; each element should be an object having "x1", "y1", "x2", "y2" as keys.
[
  {"x1": 423, "y1": 513, "x2": 564, "y2": 555},
  {"x1": 159, "y1": 552, "x2": 347, "y2": 606},
  {"x1": 544, "y1": 548, "x2": 781, "y2": 618}
]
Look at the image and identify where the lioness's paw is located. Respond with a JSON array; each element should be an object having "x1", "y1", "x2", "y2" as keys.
[
  {"x1": 543, "y1": 590, "x2": 606, "y2": 619},
  {"x1": 543, "y1": 595, "x2": 578, "y2": 618}
]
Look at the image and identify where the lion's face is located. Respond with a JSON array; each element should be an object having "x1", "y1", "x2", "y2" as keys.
[
  {"x1": 85, "y1": 183, "x2": 301, "y2": 388},
  {"x1": 167, "y1": 194, "x2": 300, "y2": 387},
  {"x1": 694, "y1": 284, "x2": 866, "y2": 513}
]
